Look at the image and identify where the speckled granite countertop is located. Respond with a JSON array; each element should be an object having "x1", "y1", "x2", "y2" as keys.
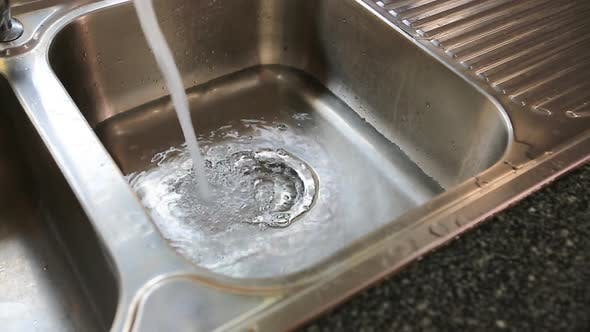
[{"x1": 304, "y1": 163, "x2": 590, "y2": 332}]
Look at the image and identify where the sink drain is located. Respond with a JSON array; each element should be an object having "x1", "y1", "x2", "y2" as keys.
[
  {"x1": 228, "y1": 149, "x2": 317, "y2": 227},
  {"x1": 131, "y1": 145, "x2": 318, "y2": 230}
]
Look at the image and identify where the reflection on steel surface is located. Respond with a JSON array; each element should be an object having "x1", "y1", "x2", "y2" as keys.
[{"x1": 372, "y1": 0, "x2": 590, "y2": 117}]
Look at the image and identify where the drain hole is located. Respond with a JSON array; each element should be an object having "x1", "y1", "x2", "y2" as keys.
[{"x1": 226, "y1": 149, "x2": 317, "y2": 227}]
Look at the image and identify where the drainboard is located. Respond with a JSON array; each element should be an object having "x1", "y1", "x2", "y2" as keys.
[{"x1": 0, "y1": 0, "x2": 586, "y2": 330}]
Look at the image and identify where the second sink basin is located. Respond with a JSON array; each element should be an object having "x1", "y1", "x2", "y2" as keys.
[
  {"x1": 49, "y1": 0, "x2": 511, "y2": 279},
  {"x1": 0, "y1": 75, "x2": 118, "y2": 331}
]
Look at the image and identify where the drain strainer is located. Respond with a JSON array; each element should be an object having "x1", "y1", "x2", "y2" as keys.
[{"x1": 229, "y1": 149, "x2": 317, "y2": 228}]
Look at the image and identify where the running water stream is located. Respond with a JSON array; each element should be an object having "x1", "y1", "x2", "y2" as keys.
[{"x1": 133, "y1": 0, "x2": 210, "y2": 197}]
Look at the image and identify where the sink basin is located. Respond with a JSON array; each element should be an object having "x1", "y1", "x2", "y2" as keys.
[
  {"x1": 49, "y1": 0, "x2": 510, "y2": 279},
  {"x1": 0, "y1": 77, "x2": 118, "y2": 331}
]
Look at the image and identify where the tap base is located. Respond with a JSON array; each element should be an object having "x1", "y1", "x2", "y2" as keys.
[{"x1": 0, "y1": 18, "x2": 23, "y2": 42}]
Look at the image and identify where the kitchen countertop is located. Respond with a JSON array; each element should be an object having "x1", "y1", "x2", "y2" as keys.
[{"x1": 304, "y1": 163, "x2": 590, "y2": 332}]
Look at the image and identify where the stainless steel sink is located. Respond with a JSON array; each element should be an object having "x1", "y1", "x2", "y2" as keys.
[
  {"x1": 1, "y1": 0, "x2": 588, "y2": 330},
  {"x1": 48, "y1": 0, "x2": 509, "y2": 279}
]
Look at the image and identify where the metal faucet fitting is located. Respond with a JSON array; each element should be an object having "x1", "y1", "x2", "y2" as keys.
[{"x1": 0, "y1": 0, "x2": 23, "y2": 42}]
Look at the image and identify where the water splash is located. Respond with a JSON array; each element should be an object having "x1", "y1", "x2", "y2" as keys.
[
  {"x1": 126, "y1": 109, "x2": 439, "y2": 278},
  {"x1": 127, "y1": 117, "x2": 340, "y2": 276}
]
